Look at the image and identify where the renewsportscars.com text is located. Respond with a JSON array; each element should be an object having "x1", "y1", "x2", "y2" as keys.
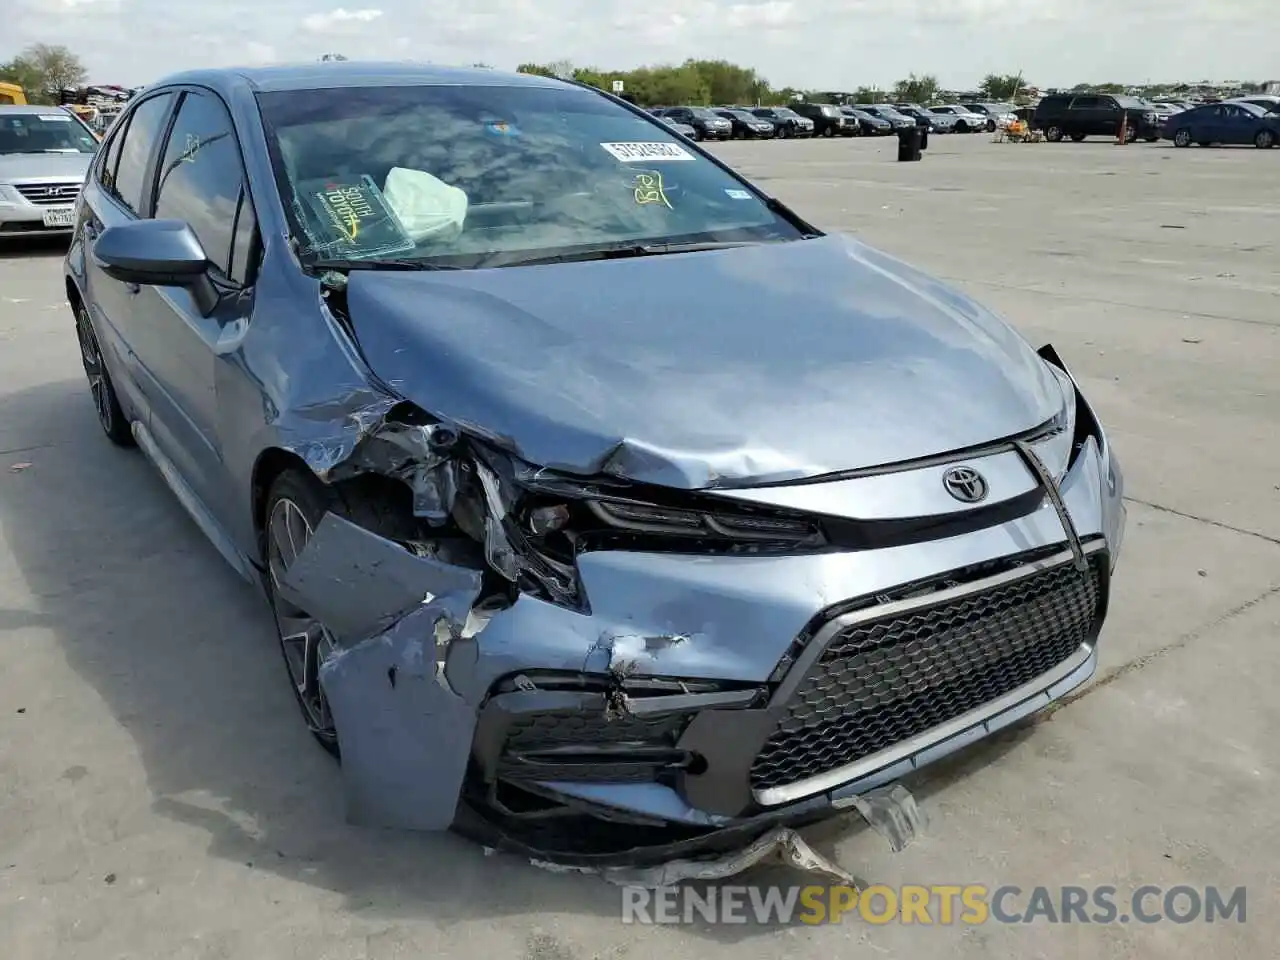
[{"x1": 621, "y1": 884, "x2": 1247, "y2": 925}]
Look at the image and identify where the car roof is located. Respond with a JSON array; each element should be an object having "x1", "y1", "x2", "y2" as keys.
[
  {"x1": 145, "y1": 61, "x2": 570, "y2": 97},
  {"x1": 0, "y1": 104, "x2": 75, "y2": 116}
]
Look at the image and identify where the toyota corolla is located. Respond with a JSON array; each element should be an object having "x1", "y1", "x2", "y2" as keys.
[{"x1": 65, "y1": 62, "x2": 1125, "y2": 865}]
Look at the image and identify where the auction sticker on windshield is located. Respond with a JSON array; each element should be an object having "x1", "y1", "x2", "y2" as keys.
[{"x1": 600, "y1": 141, "x2": 692, "y2": 162}]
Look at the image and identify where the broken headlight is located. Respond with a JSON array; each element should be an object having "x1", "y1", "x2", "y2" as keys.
[{"x1": 585, "y1": 498, "x2": 824, "y2": 544}]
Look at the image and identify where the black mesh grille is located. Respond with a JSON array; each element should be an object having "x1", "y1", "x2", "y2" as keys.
[
  {"x1": 498, "y1": 708, "x2": 694, "y2": 783},
  {"x1": 750, "y1": 556, "x2": 1104, "y2": 792}
]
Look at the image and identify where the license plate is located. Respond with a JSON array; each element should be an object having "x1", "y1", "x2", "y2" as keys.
[{"x1": 42, "y1": 207, "x2": 75, "y2": 228}]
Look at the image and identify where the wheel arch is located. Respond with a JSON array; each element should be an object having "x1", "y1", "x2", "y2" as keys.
[{"x1": 250, "y1": 447, "x2": 316, "y2": 563}]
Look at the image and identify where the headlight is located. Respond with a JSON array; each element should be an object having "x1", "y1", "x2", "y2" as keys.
[{"x1": 586, "y1": 499, "x2": 824, "y2": 545}]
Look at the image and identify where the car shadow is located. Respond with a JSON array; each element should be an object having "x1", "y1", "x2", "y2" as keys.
[
  {"x1": 0, "y1": 236, "x2": 70, "y2": 260},
  {"x1": 1, "y1": 376, "x2": 1039, "y2": 940}
]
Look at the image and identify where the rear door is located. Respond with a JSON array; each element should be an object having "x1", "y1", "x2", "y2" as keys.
[
  {"x1": 80, "y1": 91, "x2": 178, "y2": 422},
  {"x1": 126, "y1": 87, "x2": 260, "y2": 522},
  {"x1": 1218, "y1": 104, "x2": 1255, "y2": 144},
  {"x1": 1066, "y1": 96, "x2": 1102, "y2": 135}
]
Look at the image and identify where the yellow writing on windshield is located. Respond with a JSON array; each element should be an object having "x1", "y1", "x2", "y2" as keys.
[{"x1": 633, "y1": 170, "x2": 672, "y2": 209}]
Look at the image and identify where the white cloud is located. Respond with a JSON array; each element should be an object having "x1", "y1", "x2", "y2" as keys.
[
  {"x1": 302, "y1": 7, "x2": 384, "y2": 33},
  {"x1": 5, "y1": 0, "x2": 1276, "y2": 90}
]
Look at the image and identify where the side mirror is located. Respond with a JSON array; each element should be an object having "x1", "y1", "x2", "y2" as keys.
[
  {"x1": 92, "y1": 219, "x2": 221, "y2": 316},
  {"x1": 93, "y1": 219, "x2": 209, "y2": 285}
]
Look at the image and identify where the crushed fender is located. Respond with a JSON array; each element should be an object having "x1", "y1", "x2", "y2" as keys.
[{"x1": 278, "y1": 511, "x2": 487, "y2": 832}]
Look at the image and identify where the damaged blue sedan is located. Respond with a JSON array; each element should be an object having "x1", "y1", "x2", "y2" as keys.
[{"x1": 65, "y1": 62, "x2": 1126, "y2": 865}]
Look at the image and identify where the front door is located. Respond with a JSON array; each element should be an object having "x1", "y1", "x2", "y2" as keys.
[{"x1": 125, "y1": 88, "x2": 259, "y2": 523}]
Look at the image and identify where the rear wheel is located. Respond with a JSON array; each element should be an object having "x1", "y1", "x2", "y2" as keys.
[
  {"x1": 1173, "y1": 128, "x2": 1192, "y2": 147},
  {"x1": 986, "y1": 119, "x2": 996, "y2": 132},
  {"x1": 1045, "y1": 125, "x2": 1064, "y2": 142},
  {"x1": 1255, "y1": 129, "x2": 1276, "y2": 149},
  {"x1": 822, "y1": 124, "x2": 835, "y2": 137},
  {"x1": 74, "y1": 300, "x2": 133, "y2": 446},
  {"x1": 955, "y1": 120, "x2": 969, "y2": 133}
]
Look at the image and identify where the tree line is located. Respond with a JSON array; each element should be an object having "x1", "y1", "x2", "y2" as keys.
[
  {"x1": 0, "y1": 44, "x2": 88, "y2": 103},
  {"x1": 5, "y1": 42, "x2": 1263, "y2": 110}
]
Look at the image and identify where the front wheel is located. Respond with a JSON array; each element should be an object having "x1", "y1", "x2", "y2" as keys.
[
  {"x1": 986, "y1": 119, "x2": 996, "y2": 132},
  {"x1": 1045, "y1": 125, "x2": 1064, "y2": 142},
  {"x1": 74, "y1": 301, "x2": 134, "y2": 446},
  {"x1": 954, "y1": 120, "x2": 968, "y2": 133},
  {"x1": 1255, "y1": 129, "x2": 1276, "y2": 149},
  {"x1": 1173, "y1": 128, "x2": 1192, "y2": 147}
]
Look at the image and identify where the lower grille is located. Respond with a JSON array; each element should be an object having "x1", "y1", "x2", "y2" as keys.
[
  {"x1": 498, "y1": 708, "x2": 694, "y2": 783},
  {"x1": 14, "y1": 182, "x2": 81, "y2": 206},
  {"x1": 750, "y1": 555, "x2": 1104, "y2": 793}
]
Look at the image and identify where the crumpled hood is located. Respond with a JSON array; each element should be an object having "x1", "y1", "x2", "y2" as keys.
[
  {"x1": 0, "y1": 153, "x2": 93, "y2": 182},
  {"x1": 345, "y1": 233, "x2": 1062, "y2": 489}
]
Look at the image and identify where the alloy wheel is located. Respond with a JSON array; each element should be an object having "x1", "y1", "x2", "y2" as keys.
[
  {"x1": 75, "y1": 306, "x2": 115, "y2": 435},
  {"x1": 1174, "y1": 129, "x2": 1191, "y2": 148},
  {"x1": 267, "y1": 497, "x2": 339, "y2": 746},
  {"x1": 1256, "y1": 130, "x2": 1275, "y2": 149}
]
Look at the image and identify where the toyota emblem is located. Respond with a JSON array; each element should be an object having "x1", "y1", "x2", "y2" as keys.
[{"x1": 942, "y1": 466, "x2": 988, "y2": 504}]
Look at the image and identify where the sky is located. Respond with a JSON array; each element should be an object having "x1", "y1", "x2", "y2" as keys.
[{"x1": 7, "y1": 0, "x2": 1275, "y2": 91}]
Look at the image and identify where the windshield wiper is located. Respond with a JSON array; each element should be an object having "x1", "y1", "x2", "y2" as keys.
[
  {"x1": 303, "y1": 257, "x2": 465, "y2": 272},
  {"x1": 484, "y1": 239, "x2": 769, "y2": 268}
]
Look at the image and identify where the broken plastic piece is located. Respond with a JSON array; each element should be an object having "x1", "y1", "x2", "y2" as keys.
[
  {"x1": 835, "y1": 784, "x2": 925, "y2": 853},
  {"x1": 530, "y1": 825, "x2": 858, "y2": 888},
  {"x1": 319, "y1": 612, "x2": 477, "y2": 831},
  {"x1": 277, "y1": 512, "x2": 483, "y2": 645}
]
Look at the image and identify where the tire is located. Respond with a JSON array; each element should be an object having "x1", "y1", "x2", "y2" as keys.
[
  {"x1": 1173, "y1": 128, "x2": 1192, "y2": 148},
  {"x1": 822, "y1": 125, "x2": 834, "y2": 138},
  {"x1": 263, "y1": 468, "x2": 422, "y2": 757},
  {"x1": 1145, "y1": 135, "x2": 1159, "y2": 143},
  {"x1": 780, "y1": 124, "x2": 791, "y2": 139},
  {"x1": 1045, "y1": 125, "x2": 1064, "y2": 142},
  {"x1": 1197, "y1": 140, "x2": 1211, "y2": 148},
  {"x1": 986, "y1": 119, "x2": 996, "y2": 132},
  {"x1": 74, "y1": 299, "x2": 134, "y2": 446},
  {"x1": 1255, "y1": 129, "x2": 1276, "y2": 149},
  {"x1": 955, "y1": 120, "x2": 968, "y2": 133},
  {"x1": 1070, "y1": 132, "x2": 1087, "y2": 142}
]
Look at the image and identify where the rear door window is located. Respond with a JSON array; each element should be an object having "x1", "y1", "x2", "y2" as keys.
[
  {"x1": 1069, "y1": 96, "x2": 1101, "y2": 110},
  {"x1": 112, "y1": 93, "x2": 175, "y2": 215}
]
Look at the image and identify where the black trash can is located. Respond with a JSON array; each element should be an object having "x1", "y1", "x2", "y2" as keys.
[{"x1": 897, "y1": 125, "x2": 922, "y2": 161}]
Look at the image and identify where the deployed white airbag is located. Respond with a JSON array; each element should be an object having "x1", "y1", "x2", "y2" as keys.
[{"x1": 383, "y1": 166, "x2": 468, "y2": 242}]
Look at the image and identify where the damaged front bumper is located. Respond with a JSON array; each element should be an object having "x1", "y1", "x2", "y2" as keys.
[{"x1": 277, "y1": 350, "x2": 1125, "y2": 865}]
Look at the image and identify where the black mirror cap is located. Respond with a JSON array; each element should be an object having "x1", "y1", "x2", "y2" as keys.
[{"x1": 93, "y1": 218, "x2": 210, "y2": 287}]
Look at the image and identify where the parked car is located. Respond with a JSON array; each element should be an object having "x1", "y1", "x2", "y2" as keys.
[
  {"x1": 1163, "y1": 101, "x2": 1279, "y2": 149},
  {"x1": 750, "y1": 106, "x2": 814, "y2": 138},
  {"x1": 0, "y1": 104, "x2": 101, "y2": 238},
  {"x1": 713, "y1": 108, "x2": 776, "y2": 139},
  {"x1": 1147, "y1": 102, "x2": 1183, "y2": 126},
  {"x1": 927, "y1": 104, "x2": 988, "y2": 133},
  {"x1": 65, "y1": 61, "x2": 1125, "y2": 864},
  {"x1": 654, "y1": 106, "x2": 732, "y2": 141},
  {"x1": 854, "y1": 104, "x2": 916, "y2": 132},
  {"x1": 1032, "y1": 93, "x2": 1161, "y2": 142},
  {"x1": 1228, "y1": 95, "x2": 1280, "y2": 115},
  {"x1": 893, "y1": 103, "x2": 956, "y2": 133},
  {"x1": 654, "y1": 115, "x2": 698, "y2": 139},
  {"x1": 841, "y1": 106, "x2": 890, "y2": 136},
  {"x1": 962, "y1": 102, "x2": 1019, "y2": 132},
  {"x1": 788, "y1": 101, "x2": 851, "y2": 137}
]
